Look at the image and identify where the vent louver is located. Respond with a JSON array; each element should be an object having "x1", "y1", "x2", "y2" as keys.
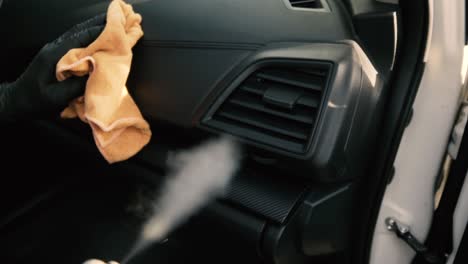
[
  {"x1": 289, "y1": 0, "x2": 323, "y2": 9},
  {"x1": 204, "y1": 63, "x2": 332, "y2": 153}
]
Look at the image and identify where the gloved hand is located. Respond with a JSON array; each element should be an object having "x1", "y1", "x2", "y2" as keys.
[{"x1": 0, "y1": 14, "x2": 105, "y2": 119}]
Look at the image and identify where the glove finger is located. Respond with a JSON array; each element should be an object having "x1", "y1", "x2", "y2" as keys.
[
  {"x1": 57, "y1": 25, "x2": 104, "y2": 52},
  {"x1": 48, "y1": 76, "x2": 87, "y2": 108},
  {"x1": 73, "y1": 13, "x2": 106, "y2": 32},
  {"x1": 36, "y1": 25, "x2": 102, "y2": 85},
  {"x1": 56, "y1": 14, "x2": 106, "y2": 43},
  {"x1": 47, "y1": 25, "x2": 104, "y2": 66}
]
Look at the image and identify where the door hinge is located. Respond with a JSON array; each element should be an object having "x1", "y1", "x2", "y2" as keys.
[{"x1": 385, "y1": 217, "x2": 446, "y2": 264}]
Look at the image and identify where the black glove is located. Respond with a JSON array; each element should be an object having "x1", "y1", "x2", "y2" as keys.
[{"x1": 0, "y1": 14, "x2": 106, "y2": 120}]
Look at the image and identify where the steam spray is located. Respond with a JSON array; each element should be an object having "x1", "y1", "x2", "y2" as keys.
[{"x1": 121, "y1": 136, "x2": 241, "y2": 263}]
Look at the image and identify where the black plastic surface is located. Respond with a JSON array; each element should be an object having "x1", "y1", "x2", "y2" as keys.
[
  {"x1": 224, "y1": 170, "x2": 309, "y2": 224},
  {"x1": 39, "y1": 120, "x2": 309, "y2": 225},
  {"x1": 204, "y1": 61, "x2": 331, "y2": 154},
  {"x1": 454, "y1": 222, "x2": 468, "y2": 264},
  {"x1": 31, "y1": 120, "x2": 352, "y2": 262},
  {"x1": 129, "y1": 45, "x2": 254, "y2": 125},
  {"x1": 0, "y1": 0, "x2": 352, "y2": 47},
  {"x1": 0, "y1": 158, "x2": 266, "y2": 264},
  {"x1": 345, "y1": 0, "x2": 397, "y2": 15},
  {"x1": 301, "y1": 184, "x2": 352, "y2": 256},
  {"x1": 201, "y1": 43, "x2": 382, "y2": 181},
  {"x1": 354, "y1": 11, "x2": 397, "y2": 79},
  {"x1": 261, "y1": 184, "x2": 353, "y2": 263},
  {"x1": 1, "y1": 0, "x2": 352, "y2": 124},
  {"x1": 0, "y1": 0, "x2": 383, "y2": 183}
]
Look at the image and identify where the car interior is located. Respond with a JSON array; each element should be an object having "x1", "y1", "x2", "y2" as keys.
[{"x1": 0, "y1": 0, "x2": 428, "y2": 263}]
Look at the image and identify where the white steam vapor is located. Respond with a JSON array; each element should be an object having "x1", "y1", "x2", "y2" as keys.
[
  {"x1": 85, "y1": 136, "x2": 241, "y2": 264},
  {"x1": 141, "y1": 136, "x2": 241, "y2": 242}
]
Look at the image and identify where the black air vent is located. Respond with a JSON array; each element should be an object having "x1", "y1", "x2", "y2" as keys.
[
  {"x1": 289, "y1": 0, "x2": 323, "y2": 9},
  {"x1": 204, "y1": 63, "x2": 332, "y2": 154}
]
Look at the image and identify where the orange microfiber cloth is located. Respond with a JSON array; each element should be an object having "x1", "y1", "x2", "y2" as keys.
[{"x1": 56, "y1": 0, "x2": 151, "y2": 163}]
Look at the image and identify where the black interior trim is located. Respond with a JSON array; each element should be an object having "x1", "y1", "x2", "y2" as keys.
[
  {"x1": 454, "y1": 221, "x2": 468, "y2": 263},
  {"x1": 466, "y1": 0, "x2": 468, "y2": 45}
]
